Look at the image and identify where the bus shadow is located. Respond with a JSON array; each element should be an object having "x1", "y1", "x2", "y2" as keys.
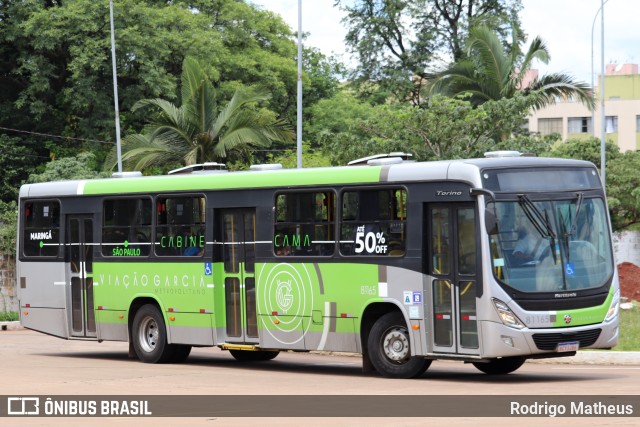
[
  {"x1": 35, "y1": 350, "x2": 624, "y2": 383},
  {"x1": 185, "y1": 353, "x2": 367, "y2": 378},
  {"x1": 36, "y1": 350, "x2": 131, "y2": 362}
]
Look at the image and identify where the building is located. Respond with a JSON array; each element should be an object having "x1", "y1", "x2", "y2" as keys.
[{"x1": 527, "y1": 64, "x2": 640, "y2": 152}]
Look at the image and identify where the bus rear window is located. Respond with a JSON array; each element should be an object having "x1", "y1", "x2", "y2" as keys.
[{"x1": 23, "y1": 201, "x2": 61, "y2": 257}]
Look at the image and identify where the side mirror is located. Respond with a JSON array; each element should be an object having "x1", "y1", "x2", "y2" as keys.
[
  {"x1": 470, "y1": 188, "x2": 498, "y2": 235},
  {"x1": 485, "y1": 206, "x2": 498, "y2": 236}
]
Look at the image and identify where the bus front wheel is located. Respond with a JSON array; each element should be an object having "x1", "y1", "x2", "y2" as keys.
[
  {"x1": 132, "y1": 304, "x2": 174, "y2": 363},
  {"x1": 368, "y1": 312, "x2": 431, "y2": 378},
  {"x1": 472, "y1": 356, "x2": 525, "y2": 375}
]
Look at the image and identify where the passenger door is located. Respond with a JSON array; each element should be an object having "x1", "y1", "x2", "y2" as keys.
[
  {"x1": 218, "y1": 208, "x2": 258, "y2": 344},
  {"x1": 426, "y1": 204, "x2": 479, "y2": 355},
  {"x1": 66, "y1": 215, "x2": 96, "y2": 338}
]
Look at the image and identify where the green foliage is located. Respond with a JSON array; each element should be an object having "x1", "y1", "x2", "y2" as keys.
[
  {"x1": 266, "y1": 143, "x2": 332, "y2": 169},
  {"x1": 617, "y1": 306, "x2": 640, "y2": 351},
  {"x1": 605, "y1": 151, "x2": 640, "y2": 230},
  {"x1": 112, "y1": 57, "x2": 294, "y2": 171},
  {"x1": 547, "y1": 136, "x2": 621, "y2": 168},
  {"x1": 0, "y1": 311, "x2": 19, "y2": 321},
  {"x1": 489, "y1": 133, "x2": 558, "y2": 156},
  {"x1": 1, "y1": 0, "x2": 337, "y2": 172},
  {"x1": 27, "y1": 152, "x2": 109, "y2": 183},
  {"x1": 314, "y1": 94, "x2": 536, "y2": 165},
  {"x1": 306, "y1": 90, "x2": 380, "y2": 147},
  {"x1": 430, "y1": 25, "x2": 594, "y2": 110},
  {"x1": 0, "y1": 201, "x2": 17, "y2": 256},
  {"x1": 0, "y1": 135, "x2": 39, "y2": 203},
  {"x1": 337, "y1": 0, "x2": 521, "y2": 105}
]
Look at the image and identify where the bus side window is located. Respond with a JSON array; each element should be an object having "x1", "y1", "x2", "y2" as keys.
[
  {"x1": 101, "y1": 198, "x2": 152, "y2": 257},
  {"x1": 274, "y1": 191, "x2": 336, "y2": 256},
  {"x1": 340, "y1": 188, "x2": 406, "y2": 257},
  {"x1": 156, "y1": 196, "x2": 206, "y2": 257}
]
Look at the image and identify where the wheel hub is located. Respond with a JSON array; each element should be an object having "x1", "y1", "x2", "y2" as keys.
[
  {"x1": 139, "y1": 317, "x2": 158, "y2": 353},
  {"x1": 383, "y1": 328, "x2": 410, "y2": 362}
]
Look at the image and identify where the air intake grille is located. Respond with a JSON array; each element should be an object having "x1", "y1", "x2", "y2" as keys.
[{"x1": 532, "y1": 329, "x2": 602, "y2": 351}]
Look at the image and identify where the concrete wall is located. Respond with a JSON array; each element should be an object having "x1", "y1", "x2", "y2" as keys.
[
  {"x1": 613, "y1": 230, "x2": 640, "y2": 266},
  {"x1": 0, "y1": 255, "x2": 17, "y2": 312}
]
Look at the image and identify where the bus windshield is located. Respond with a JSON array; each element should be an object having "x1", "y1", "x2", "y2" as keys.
[{"x1": 489, "y1": 196, "x2": 613, "y2": 293}]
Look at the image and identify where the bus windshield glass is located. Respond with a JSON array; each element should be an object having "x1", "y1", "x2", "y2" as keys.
[{"x1": 489, "y1": 196, "x2": 613, "y2": 293}]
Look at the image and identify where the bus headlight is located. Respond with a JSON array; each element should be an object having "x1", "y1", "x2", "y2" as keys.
[
  {"x1": 492, "y1": 298, "x2": 525, "y2": 329},
  {"x1": 605, "y1": 290, "x2": 620, "y2": 322}
]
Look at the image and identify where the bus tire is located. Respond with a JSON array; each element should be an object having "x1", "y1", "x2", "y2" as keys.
[
  {"x1": 132, "y1": 304, "x2": 174, "y2": 364},
  {"x1": 367, "y1": 312, "x2": 431, "y2": 378},
  {"x1": 229, "y1": 350, "x2": 280, "y2": 362},
  {"x1": 472, "y1": 356, "x2": 525, "y2": 375}
]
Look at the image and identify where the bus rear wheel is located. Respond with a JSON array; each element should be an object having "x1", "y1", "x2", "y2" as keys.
[
  {"x1": 229, "y1": 350, "x2": 280, "y2": 362},
  {"x1": 368, "y1": 312, "x2": 431, "y2": 378},
  {"x1": 132, "y1": 304, "x2": 175, "y2": 364},
  {"x1": 472, "y1": 356, "x2": 525, "y2": 375}
]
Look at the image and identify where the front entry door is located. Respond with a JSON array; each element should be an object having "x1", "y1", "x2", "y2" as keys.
[
  {"x1": 218, "y1": 208, "x2": 258, "y2": 344},
  {"x1": 427, "y1": 204, "x2": 479, "y2": 355},
  {"x1": 66, "y1": 215, "x2": 96, "y2": 338}
]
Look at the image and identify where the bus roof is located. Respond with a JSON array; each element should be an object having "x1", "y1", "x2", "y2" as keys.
[{"x1": 18, "y1": 156, "x2": 597, "y2": 198}]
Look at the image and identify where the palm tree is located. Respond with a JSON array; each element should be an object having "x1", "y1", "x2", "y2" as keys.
[
  {"x1": 429, "y1": 26, "x2": 595, "y2": 111},
  {"x1": 114, "y1": 57, "x2": 293, "y2": 171}
]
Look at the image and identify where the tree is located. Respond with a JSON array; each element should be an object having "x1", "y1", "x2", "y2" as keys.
[
  {"x1": 0, "y1": 0, "x2": 336, "y2": 169},
  {"x1": 316, "y1": 93, "x2": 537, "y2": 165},
  {"x1": 267, "y1": 143, "x2": 332, "y2": 169},
  {"x1": 0, "y1": 200, "x2": 17, "y2": 256},
  {"x1": 112, "y1": 58, "x2": 294, "y2": 171},
  {"x1": 336, "y1": 0, "x2": 522, "y2": 105},
  {"x1": 27, "y1": 152, "x2": 109, "y2": 183},
  {"x1": 306, "y1": 90, "x2": 380, "y2": 145},
  {"x1": 430, "y1": 25, "x2": 594, "y2": 110},
  {"x1": 606, "y1": 151, "x2": 640, "y2": 230},
  {"x1": 547, "y1": 136, "x2": 620, "y2": 168},
  {"x1": 0, "y1": 135, "x2": 39, "y2": 203}
]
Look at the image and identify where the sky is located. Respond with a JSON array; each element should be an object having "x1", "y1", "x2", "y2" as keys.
[{"x1": 250, "y1": 0, "x2": 638, "y2": 84}]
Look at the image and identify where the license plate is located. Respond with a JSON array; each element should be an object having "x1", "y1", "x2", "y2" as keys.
[{"x1": 557, "y1": 341, "x2": 579, "y2": 352}]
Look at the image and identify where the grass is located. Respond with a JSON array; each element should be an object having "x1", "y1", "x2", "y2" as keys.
[
  {"x1": 0, "y1": 311, "x2": 19, "y2": 322},
  {"x1": 616, "y1": 305, "x2": 640, "y2": 351}
]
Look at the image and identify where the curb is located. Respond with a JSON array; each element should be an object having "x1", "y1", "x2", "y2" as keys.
[{"x1": 0, "y1": 321, "x2": 23, "y2": 331}]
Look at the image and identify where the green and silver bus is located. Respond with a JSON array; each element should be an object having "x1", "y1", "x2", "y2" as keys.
[{"x1": 16, "y1": 152, "x2": 619, "y2": 378}]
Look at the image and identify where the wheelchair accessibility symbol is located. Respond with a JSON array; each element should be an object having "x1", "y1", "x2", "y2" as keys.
[
  {"x1": 204, "y1": 262, "x2": 212, "y2": 276},
  {"x1": 564, "y1": 261, "x2": 575, "y2": 276}
]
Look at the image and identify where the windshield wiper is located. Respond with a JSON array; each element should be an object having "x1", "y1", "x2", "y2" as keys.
[
  {"x1": 518, "y1": 195, "x2": 558, "y2": 264},
  {"x1": 559, "y1": 192, "x2": 584, "y2": 262},
  {"x1": 567, "y1": 192, "x2": 584, "y2": 238},
  {"x1": 517, "y1": 195, "x2": 556, "y2": 239}
]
